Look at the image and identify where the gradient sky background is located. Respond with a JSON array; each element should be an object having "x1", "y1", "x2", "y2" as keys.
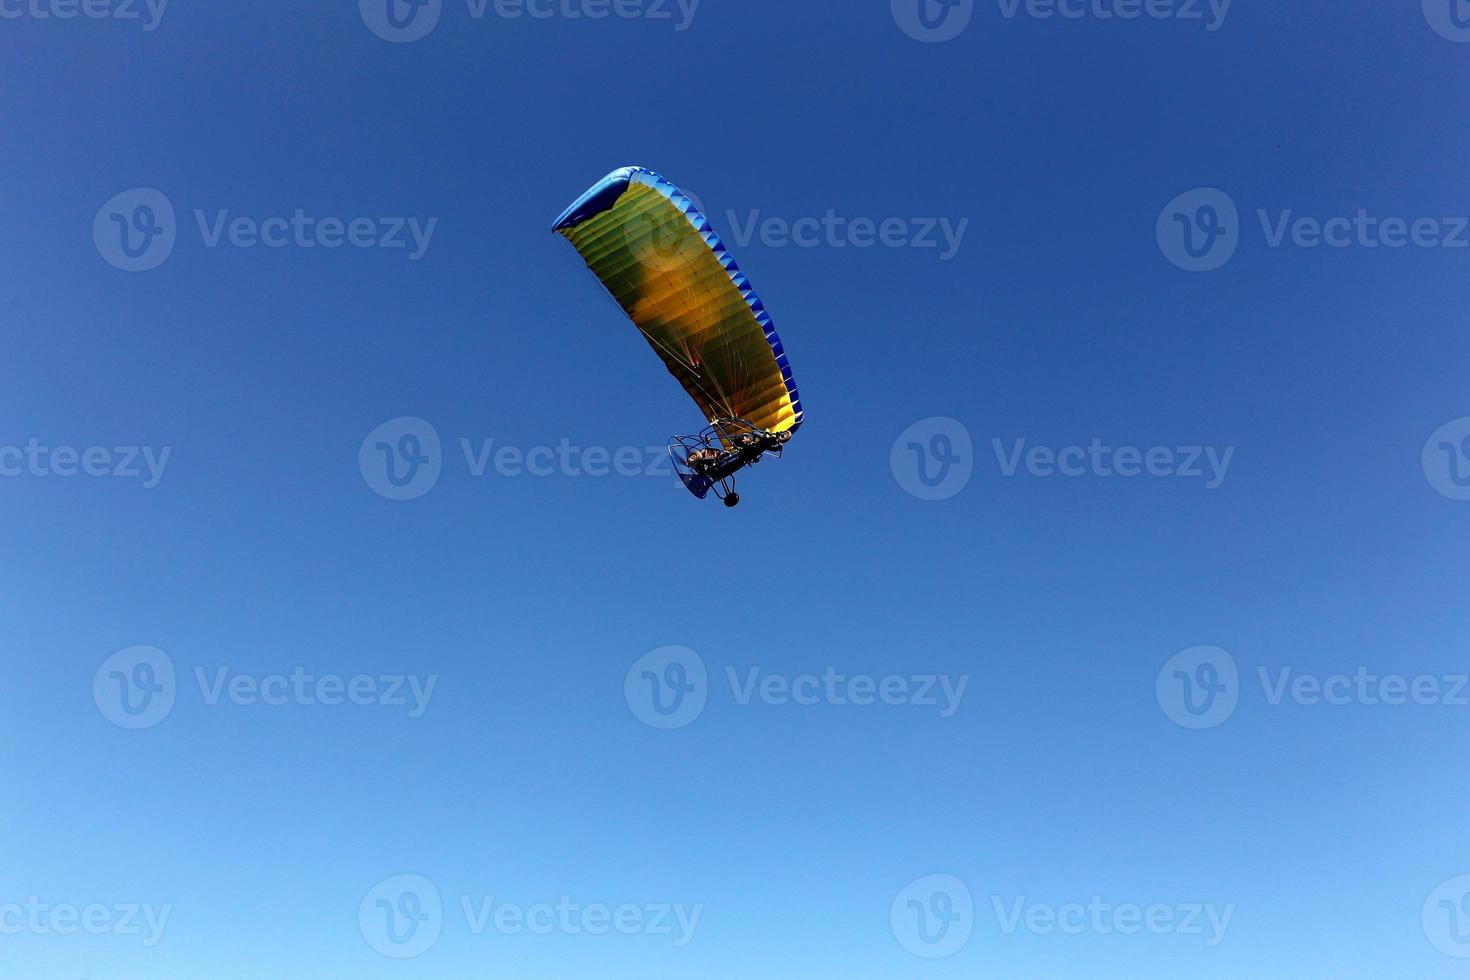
[{"x1": 4, "y1": 1, "x2": 1470, "y2": 977}]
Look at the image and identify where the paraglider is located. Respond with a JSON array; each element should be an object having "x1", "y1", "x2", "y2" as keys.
[{"x1": 552, "y1": 167, "x2": 803, "y2": 507}]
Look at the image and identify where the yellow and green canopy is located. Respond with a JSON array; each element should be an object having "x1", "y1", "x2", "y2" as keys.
[{"x1": 553, "y1": 167, "x2": 803, "y2": 439}]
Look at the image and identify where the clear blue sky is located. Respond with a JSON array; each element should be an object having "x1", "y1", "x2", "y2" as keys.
[{"x1": 5, "y1": 2, "x2": 1470, "y2": 977}]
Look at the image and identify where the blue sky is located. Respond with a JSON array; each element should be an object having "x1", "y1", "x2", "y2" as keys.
[{"x1": 4, "y1": 1, "x2": 1470, "y2": 977}]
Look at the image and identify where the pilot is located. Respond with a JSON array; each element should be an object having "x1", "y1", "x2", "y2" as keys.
[{"x1": 687, "y1": 447, "x2": 721, "y2": 471}]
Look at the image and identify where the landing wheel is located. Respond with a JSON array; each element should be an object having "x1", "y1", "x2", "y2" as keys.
[{"x1": 723, "y1": 492, "x2": 741, "y2": 508}]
